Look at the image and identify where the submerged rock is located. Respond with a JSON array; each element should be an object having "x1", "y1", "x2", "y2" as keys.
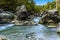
[{"x1": 26, "y1": 32, "x2": 36, "y2": 38}]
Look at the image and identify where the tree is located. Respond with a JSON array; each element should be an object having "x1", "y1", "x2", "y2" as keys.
[{"x1": 0, "y1": 0, "x2": 35, "y2": 13}]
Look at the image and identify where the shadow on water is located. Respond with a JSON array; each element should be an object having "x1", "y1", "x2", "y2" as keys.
[{"x1": 0, "y1": 17, "x2": 60, "y2": 40}]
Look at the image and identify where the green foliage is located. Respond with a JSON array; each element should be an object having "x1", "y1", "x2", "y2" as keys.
[
  {"x1": 0, "y1": 0, "x2": 59, "y2": 15},
  {"x1": 57, "y1": 7, "x2": 60, "y2": 14},
  {"x1": 42, "y1": 1, "x2": 56, "y2": 10},
  {"x1": 35, "y1": 1, "x2": 56, "y2": 13},
  {"x1": 0, "y1": 0, "x2": 35, "y2": 13},
  {"x1": 31, "y1": 1, "x2": 56, "y2": 15},
  {"x1": 0, "y1": 0, "x2": 17, "y2": 12}
]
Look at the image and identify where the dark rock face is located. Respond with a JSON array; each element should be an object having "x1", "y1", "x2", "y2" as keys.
[
  {"x1": 39, "y1": 10, "x2": 60, "y2": 24},
  {"x1": 17, "y1": 11, "x2": 31, "y2": 20},
  {"x1": 0, "y1": 9, "x2": 4, "y2": 13}
]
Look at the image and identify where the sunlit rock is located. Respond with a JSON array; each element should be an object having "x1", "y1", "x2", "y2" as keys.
[
  {"x1": 14, "y1": 20, "x2": 36, "y2": 26},
  {"x1": 23, "y1": 21, "x2": 36, "y2": 25},
  {"x1": 16, "y1": 5, "x2": 27, "y2": 14},
  {"x1": 0, "y1": 35, "x2": 8, "y2": 40}
]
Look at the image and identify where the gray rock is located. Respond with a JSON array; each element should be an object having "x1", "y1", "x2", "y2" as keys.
[
  {"x1": 39, "y1": 9, "x2": 60, "y2": 28},
  {"x1": 0, "y1": 35, "x2": 8, "y2": 40},
  {"x1": 39, "y1": 9, "x2": 60, "y2": 25},
  {"x1": 16, "y1": 5, "x2": 27, "y2": 16},
  {"x1": 15, "y1": 5, "x2": 31, "y2": 20},
  {"x1": 0, "y1": 11, "x2": 14, "y2": 23}
]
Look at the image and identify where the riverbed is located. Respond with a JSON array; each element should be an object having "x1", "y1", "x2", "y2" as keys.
[{"x1": 0, "y1": 17, "x2": 60, "y2": 40}]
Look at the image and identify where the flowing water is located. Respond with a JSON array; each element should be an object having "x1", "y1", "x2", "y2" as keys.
[{"x1": 0, "y1": 17, "x2": 60, "y2": 40}]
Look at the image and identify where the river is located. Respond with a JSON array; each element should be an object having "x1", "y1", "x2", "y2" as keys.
[{"x1": 0, "y1": 17, "x2": 60, "y2": 40}]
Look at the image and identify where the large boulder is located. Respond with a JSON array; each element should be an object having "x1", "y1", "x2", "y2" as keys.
[
  {"x1": 15, "y1": 5, "x2": 31, "y2": 20},
  {"x1": 39, "y1": 9, "x2": 60, "y2": 27},
  {"x1": 13, "y1": 5, "x2": 36, "y2": 25}
]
